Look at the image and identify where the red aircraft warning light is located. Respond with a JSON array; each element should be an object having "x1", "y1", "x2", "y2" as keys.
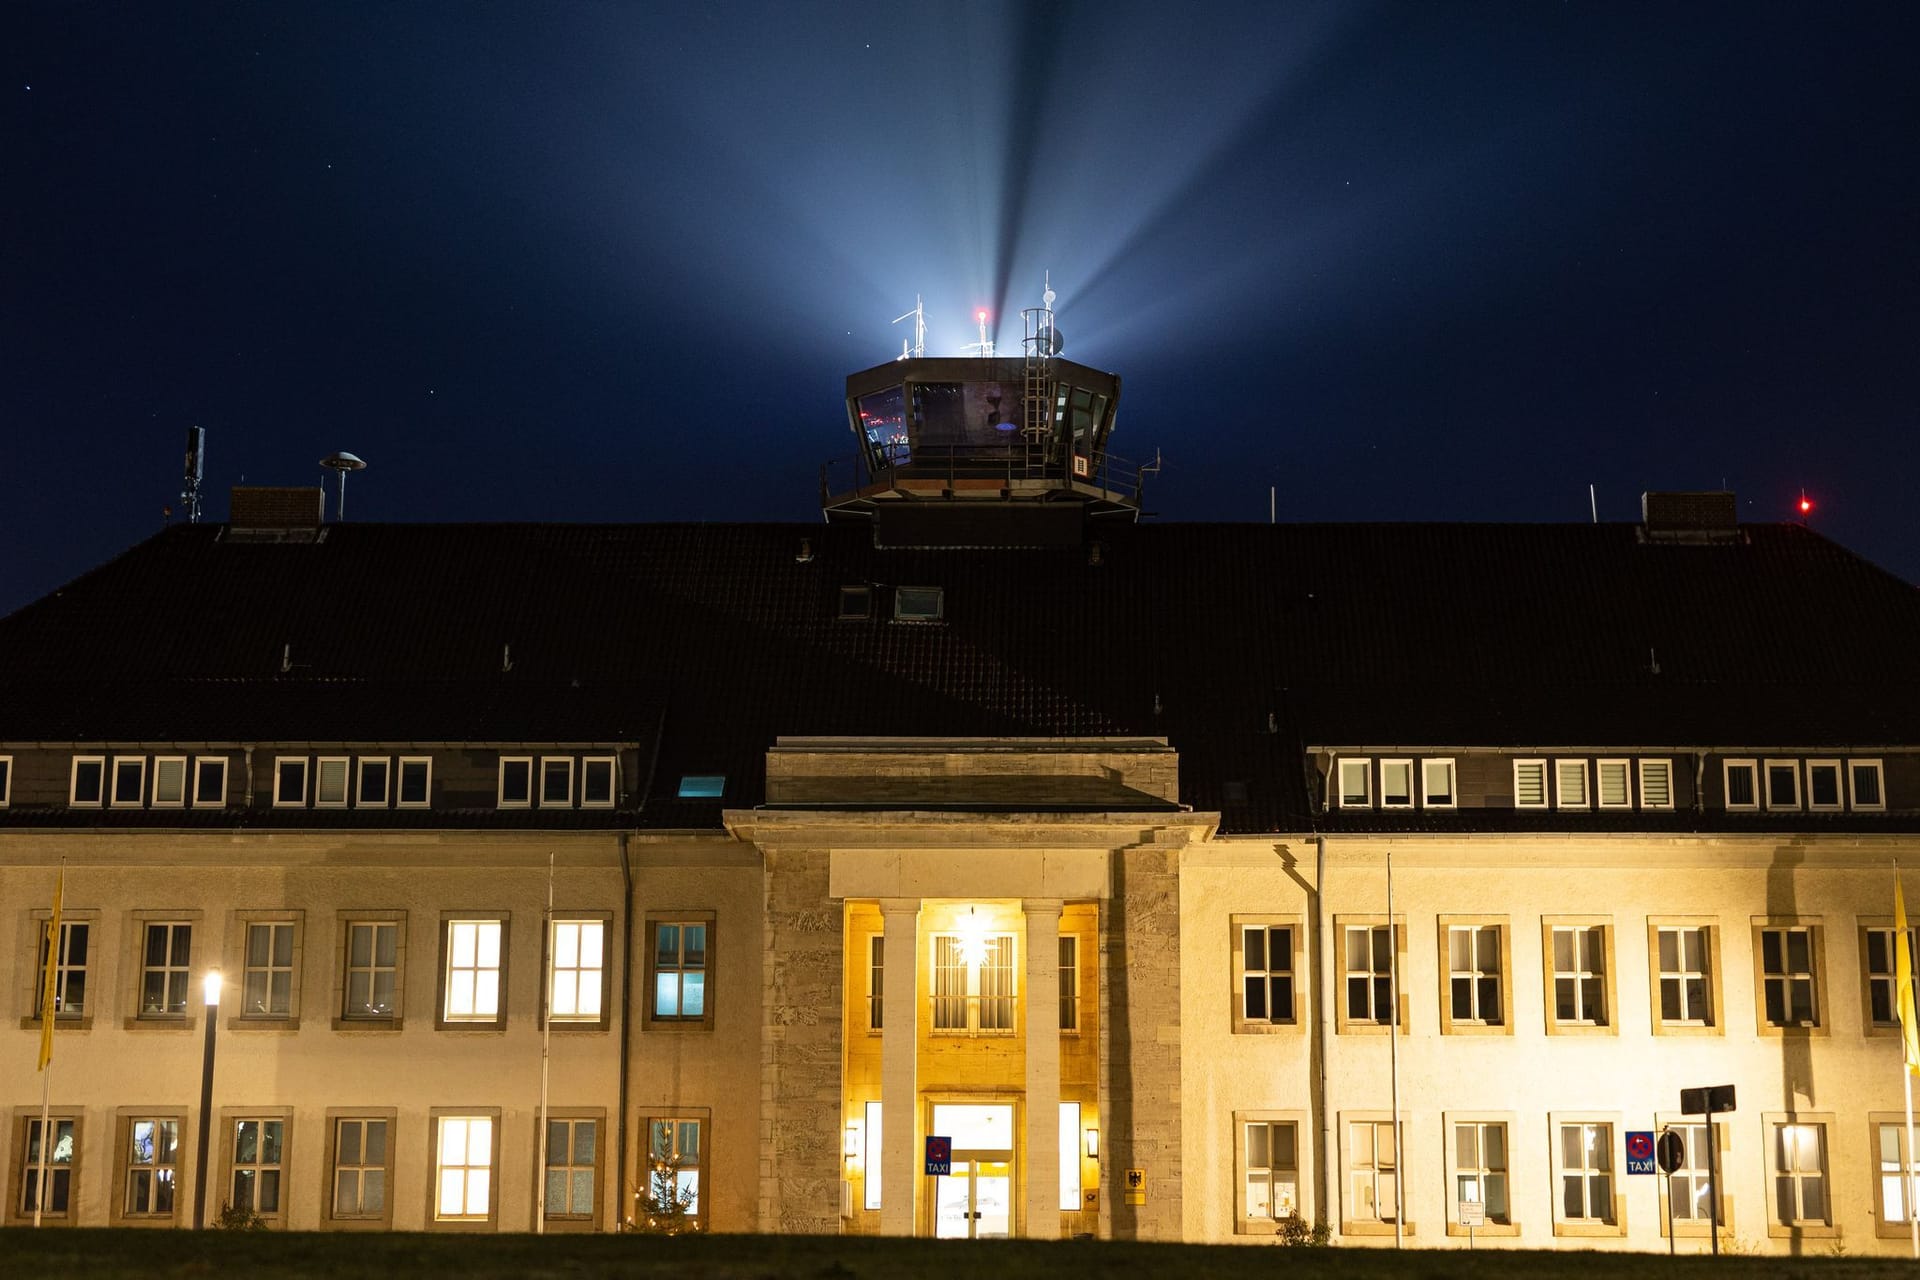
[{"x1": 1798, "y1": 494, "x2": 1814, "y2": 516}]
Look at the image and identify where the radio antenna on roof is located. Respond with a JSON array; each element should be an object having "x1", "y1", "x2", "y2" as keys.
[
  {"x1": 320, "y1": 451, "x2": 367, "y2": 520},
  {"x1": 891, "y1": 295, "x2": 925, "y2": 361},
  {"x1": 181, "y1": 426, "x2": 206, "y2": 524}
]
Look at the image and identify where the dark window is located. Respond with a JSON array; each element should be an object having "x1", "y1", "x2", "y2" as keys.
[
  {"x1": 838, "y1": 585, "x2": 873, "y2": 619},
  {"x1": 1808, "y1": 764, "x2": 1842, "y2": 808},
  {"x1": 895, "y1": 586, "x2": 943, "y2": 621},
  {"x1": 581, "y1": 758, "x2": 615, "y2": 806},
  {"x1": 193, "y1": 758, "x2": 227, "y2": 806},
  {"x1": 541, "y1": 759, "x2": 573, "y2": 806},
  {"x1": 499, "y1": 758, "x2": 532, "y2": 806},
  {"x1": 112, "y1": 758, "x2": 145, "y2": 805},
  {"x1": 1242, "y1": 925, "x2": 1295, "y2": 1023},
  {"x1": 72, "y1": 758, "x2": 105, "y2": 805},
  {"x1": 397, "y1": 759, "x2": 430, "y2": 806},
  {"x1": 275, "y1": 758, "x2": 308, "y2": 806}
]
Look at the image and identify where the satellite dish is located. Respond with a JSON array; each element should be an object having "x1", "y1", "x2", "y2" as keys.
[
  {"x1": 319, "y1": 451, "x2": 368, "y2": 520},
  {"x1": 1036, "y1": 324, "x2": 1064, "y2": 356}
]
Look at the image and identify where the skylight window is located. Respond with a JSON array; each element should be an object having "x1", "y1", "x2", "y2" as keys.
[
  {"x1": 894, "y1": 586, "x2": 943, "y2": 622},
  {"x1": 678, "y1": 775, "x2": 725, "y2": 799},
  {"x1": 838, "y1": 585, "x2": 873, "y2": 620}
]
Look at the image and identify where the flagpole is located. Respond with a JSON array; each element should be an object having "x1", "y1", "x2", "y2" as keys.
[
  {"x1": 33, "y1": 1060, "x2": 50, "y2": 1228},
  {"x1": 34, "y1": 860, "x2": 65, "y2": 1229},
  {"x1": 1387, "y1": 846, "x2": 1402, "y2": 1249},
  {"x1": 1896, "y1": 861, "x2": 1919, "y2": 1257},
  {"x1": 1905, "y1": 1065, "x2": 1917, "y2": 1258},
  {"x1": 536, "y1": 850, "x2": 554, "y2": 1233}
]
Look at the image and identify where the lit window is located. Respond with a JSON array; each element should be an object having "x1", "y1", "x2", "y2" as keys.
[
  {"x1": 122, "y1": 1118, "x2": 180, "y2": 1218},
  {"x1": 1558, "y1": 1123, "x2": 1615, "y2": 1223},
  {"x1": 1058, "y1": 934, "x2": 1079, "y2": 1033},
  {"x1": 331, "y1": 1117, "x2": 389, "y2": 1219},
  {"x1": 272, "y1": 757, "x2": 308, "y2": 808},
  {"x1": 1349, "y1": 1120, "x2": 1399, "y2": 1224},
  {"x1": 139, "y1": 922, "x2": 192, "y2": 1017},
  {"x1": 38, "y1": 920, "x2": 89, "y2": 1019},
  {"x1": 193, "y1": 756, "x2": 229, "y2": 807},
  {"x1": 110, "y1": 755, "x2": 146, "y2": 807},
  {"x1": 581, "y1": 756, "x2": 616, "y2": 808},
  {"x1": 230, "y1": 1119, "x2": 285, "y2": 1219},
  {"x1": 1060, "y1": 1103, "x2": 1083, "y2": 1212},
  {"x1": 867, "y1": 935, "x2": 884, "y2": 1032},
  {"x1": 1337, "y1": 759, "x2": 1371, "y2": 808},
  {"x1": 1550, "y1": 925, "x2": 1607, "y2": 1025},
  {"x1": 1242, "y1": 1119, "x2": 1299, "y2": 1225},
  {"x1": 894, "y1": 586, "x2": 943, "y2": 621},
  {"x1": 396, "y1": 757, "x2": 432, "y2": 808},
  {"x1": 1344, "y1": 924, "x2": 1394, "y2": 1025},
  {"x1": 1639, "y1": 759, "x2": 1674, "y2": 809},
  {"x1": 1513, "y1": 759, "x2": 1547, "y2": 809},
  {"x1": 1764, "y1": 759, "x2": 1801, "y2": 811},
  {"x1": 356, "y1": 757, "x2": 390, "y2": 807},
  {"x1": 540, "y1": 757, "x2": 574, "y2": 808},
  {"x1": 434, "y1": 1116, "x2": 494, "y2": 1222},
  {"x1": 644, "y1": 1118, "x2": 703, "y2": 1229},
  {"x1": 1422, "y1": 759, "x2": 1455, "y2": 808},
  {"x1": 313, "y1": 756, "x2": 350, "y2": 808},
  {"x1": 242, "y1": 922, "x2": 295, "y2": 1018},
  {"x1": 1773, "y1": 1123, "x2": 1829, "y2": 1227},
  {"x1": 863, "y1": 1101, "x2": 883, "y2": 1210},
  {"x1": 18, "y1": 1117, "x2": 76, "y2": 1218},
  {"x1": 1877, "y1": 1121, "x2": 1920, "y2": 1225},
  {"x1": 1555, "y1": 759, "x2": 1589, "y2": 809},
  {"x1": 1662, "y1": 1122, "x2": 1720, "y2": 1222},
  {"x1": 548, "y1": 920, "x2": 604, "y2": 1022},
  {"x1": 1454, "y1": 1122, "x2": 1510, "y2": 1226},
  {"x1": 69, "y1": 755, "x2": 105, "y2": 807},
  {"x1": 930, "y1": 931, "x2": 1015, "y2": 1033},
  {"x1": 1759, "y1": 926, "x2": 1818, "y2": 1027},
  {"x1": 1447, "y1": 924, "x2": 1503, "y2": 1025},
  {"x1": 1655, "y1": 925, "x2": 1714, "y2": 1025},
  {"x1": 651, "y1": 921, "x2": 709, "y2": 1021},
  {"x1": 497, "y1": 757, "x2": 532, "y2": 808},
  {"x1": 1240, "y1": 924, "x2": 1295, "y2": 1025},
  {"x1": 1806, "y1": 760, "x2": 1843, "y2": 811},
  {"x1": 151, "y1": 756, "x2": 187, "y2": 808},
  {"x1": 442, "y1": 920, "x2": 503, "y2": 1023},
  {"x1": 1865, "y1": 927, "x2": 1919, "y2": 1027},
  {"x1": 1596, "y1": 760, "x2": 1631, "y2": 809},
  {"x1": 343, "y1": 921, "x2": 399, "y2": 1019},
  {"x1": 677, "y1": 775, "x2": 725, "y2": 799},
  {"x1": 1723, "y1": 759, "x2": 1758, "y2": 810},
  {"x1": 1379, "y1": 760, "x2": 1413, "y2": 808},
  {"x1": 1852, "y1": 760, "x2": 1886, "y2": 810},
  {"x1": 544, "y1": 1118, "x2": 597, "y2": 1221}
]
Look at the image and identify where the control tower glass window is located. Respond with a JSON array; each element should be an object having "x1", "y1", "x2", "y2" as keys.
[
  {"x1": 913, "y1": 383, "x2": 1025, "y2": 450},
  {"x1": 858, "y1": 387, "x2": 907, "y2": 464}
]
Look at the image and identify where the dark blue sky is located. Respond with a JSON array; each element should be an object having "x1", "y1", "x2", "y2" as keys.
[{"x1": 5, "y1": 1, "x2": 1916, "y2": 615}]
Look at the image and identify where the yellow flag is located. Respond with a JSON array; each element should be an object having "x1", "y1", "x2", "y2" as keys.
[
  {"x1": 37, "y1": 867, "x2": 63, "y2": 1071},
  {"x1": 1897, "y1": 875, "x2": 1920, "y2": 1077}
]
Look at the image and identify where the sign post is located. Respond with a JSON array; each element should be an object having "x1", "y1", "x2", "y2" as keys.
[
  {"x1": 1655, "y1": 1128, "x2": 1686, "y2": 1257},
  {"x1": 1680, "y1": 1084, "x2": 1737, "y2": 1256},
  {"x1": 1458, "y1": 1198, "x2": 1484, "y2": 1249}
]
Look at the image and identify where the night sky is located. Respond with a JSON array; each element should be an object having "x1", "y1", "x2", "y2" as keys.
[{"x1": 5, "y1": 2, "x2": 1916, "y2": 615}]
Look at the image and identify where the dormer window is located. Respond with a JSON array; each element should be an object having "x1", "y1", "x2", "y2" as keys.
[
  {"x1": 1639, "y1": 760, "x2": 1674, "y2": 810},
  {"x1": 1851, "y1": 760, "x2": 1886, "y2": 811},
  {"x1": 357, "y1": 757, "x2": 391, "y2": 807},
  {"x1": 498, "y1": 757, "x2": 533, "y2": 809},
  {"x1": 1422, "y1": 759, "x2": 1456, "y2": 808},
  {"x1": 1764, "y1": 759, "x2": 1801, "y2": 811},
  {"x1": 1513, "y1": 760, "x2": 1548, "y2": 809},
  {"x1": 894, "y1": 586, "x2": 943, "y2": 622},
  {"x1": 1336, "y1": 759, "x2": 1370, "y2": 808},
  {"x1": 1379, "y1": 760, "x2": 1414, "y2": 809},
  {"x1": 1806, "y1": 760, "x2": 1843, "y2": 812},
  {"x1": 193, "y1": 757, "x2": 228, "y2": 808},
  {"x1": 314, "y1": 757, "x2": 351, "y2": 808},
  {"x1": 273, "y1": 757, "x2": 309, "y2": 807},
  {"x1": 581, "y1": 757, "x2": 617, "y2": 808},
  {"x1": 1596, "y1": 760, "x2": 1632, "y2": 809},
  {"x1": 1554, "y1": 760, "x2": 1590, "y2": 810},
  {"x1": 396, "y1": 757, "x2": 432, "y2": 808},
  {"x1": 540, "y1": 757, "x2": 575, "y2": 808},
  {"x1": 152, "y1": 757, "x2": 188, "y2": 808},
  {"x1": 1724, "y1": 759, "x2": 1758, "y2": 810},
  {"x1": 111, "y1": 756, "x2": 146, "y2": 807}
]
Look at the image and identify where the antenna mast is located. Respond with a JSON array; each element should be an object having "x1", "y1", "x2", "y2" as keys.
[
  {"x1": 891, "y1": 295, "x2": 925, "y2": 361},
  {"x1": 181, "y1": 426, "x2": 206, "y2": 524},
  {"x1": 1021, "y1": 273, "x2": 1060, "y2": 443}
]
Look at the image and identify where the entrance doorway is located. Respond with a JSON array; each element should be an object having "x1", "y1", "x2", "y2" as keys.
[{"x1": 929, "y1": 1102, "x2": 1015, "y2": 1239}]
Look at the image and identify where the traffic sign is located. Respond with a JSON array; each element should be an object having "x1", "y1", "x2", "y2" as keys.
[
  {"x1": 1625, "y1": 1130, "x2": 1656, "y2": 1174},
  {"x1": 925, "y1": 1136, "x2": 951, "y2": 1176},
  {"x1": 1680, "y1": 1084, "x2": 1736, "y2": 1115},
  {"x1": 1656, "y1": 1129, "x2": 1686, "y2": 1175}
]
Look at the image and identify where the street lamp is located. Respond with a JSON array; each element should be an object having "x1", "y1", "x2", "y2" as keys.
[{"x1": 193, "y1": 971, "x2": 221, "y2": 1229}]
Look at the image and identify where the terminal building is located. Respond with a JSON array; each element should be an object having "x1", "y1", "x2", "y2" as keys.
[{"x1": 3, "y1": 312, "x2": 1919, "y2": 1250}]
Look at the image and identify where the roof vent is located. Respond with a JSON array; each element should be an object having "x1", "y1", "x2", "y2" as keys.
[
  {"x1": 227, "y1": 486, "x2": 326, "y2": 541},
  {"x1": 1640, "y1": 490, "x2": 1740, "y2": 544}
]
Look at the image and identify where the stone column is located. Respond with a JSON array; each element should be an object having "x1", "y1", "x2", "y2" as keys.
[
  {"x1": 1023, "y1": 899, "x2": 1062, "y2": 1237},
  {"x1": 879, "y1": 898, "x2": 920, "y2": 1236}
]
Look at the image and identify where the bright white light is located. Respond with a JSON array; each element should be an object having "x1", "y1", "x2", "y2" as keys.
[
  {"x1": 956, "y1": 908, "x2": 991, "y2": 967},
  {"x1": 202, "y1": 971, "x2": 223, "y2": 1007}
]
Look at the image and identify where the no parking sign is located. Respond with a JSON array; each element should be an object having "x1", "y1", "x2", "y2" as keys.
[{"x1": 1625, "y1": 1130, "x2": 1656, "y2": 1175}]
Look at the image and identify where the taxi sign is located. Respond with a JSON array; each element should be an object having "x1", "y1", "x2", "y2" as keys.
[
  {"x1": 1626, "y1": 1130, "x2": 1657, "y2": 1175},
  {"x1": 925, "y1": 1136, "x2": 951, "y2": 1176}
]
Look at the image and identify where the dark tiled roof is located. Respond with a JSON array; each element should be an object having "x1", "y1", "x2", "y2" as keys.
[{"x1": 1, "y1": 520, "x2": 1915, "y2": 835}]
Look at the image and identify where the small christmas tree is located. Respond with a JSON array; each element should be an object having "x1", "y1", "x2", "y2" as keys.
[{"x1": 634, "y1": 1154, "x2": 699, "y2": 1234}]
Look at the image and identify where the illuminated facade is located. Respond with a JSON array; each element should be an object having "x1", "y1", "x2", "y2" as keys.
[{"x1": 2, "y1": 365, "x2": 1919, "y2": 1252}]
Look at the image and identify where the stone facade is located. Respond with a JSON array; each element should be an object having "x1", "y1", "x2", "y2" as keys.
[{"x1": 757, "y1": 845, "x2": 844, "y2": 1233}]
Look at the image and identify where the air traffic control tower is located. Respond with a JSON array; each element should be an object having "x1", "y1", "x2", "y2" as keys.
[{"x1": 822, "y1": 285, "x2": 1150, "y2": 546}]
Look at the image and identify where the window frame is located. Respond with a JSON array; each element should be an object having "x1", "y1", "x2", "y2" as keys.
[
  {"x1": 1638, "y1": 758, "x2": 1676, "y2": 810},
  {"x1": 1752, "y1": 919, "x2": 1826, "y2": 1034},
  {"x1": 335, "y1": 912, "x2": 406, "y2": 1030},
  {"x1": 312, "y1": 755, "x2": 351, "y2": 808},
  {"x1": 110, "y1": 1109, "x2": 185, "y2": 1226},
  {"x1": 1444, "y1": 1111, "x2": 1520, "y2": 1237},
  {"x1": 643, "y1": 1111, "x2": 708, "y2": 1232},
  {"x1": 1058, "y1": 932, "x2": 1080, "y2": 1035},
  {"x1": 1850, "y1": 758, "x2": 1887, "y2": 811},
  {"x1": 1763, "y1": 758, "x2": 1802, "y2": 811},
  {"x1": 28, "y1": 911, "x2": 96, "y2": 1029},
  {"x1": 496, "y1": 756, "x2": 533, "y2": 809},
  {"x1": 866, "y1": 932, "x2": 884, "y2": 1034},
  {"x1": 324, "y1": 1109, "x2": 397, "y2": 1229},
  {"x1": 427, "y1": 1109, "x2": 502, "y2": 1230},
  {"x1": 1421, "y1": 758, "x2": 1456, "y2": 809},
  {"x1": 1765, "y1": 1113, "x2": 1835, "y2": 1238},
  {"x1": 1553, "y1": 758, "x2": 1590, "y2": 810},
  {"x1": 1860, "y1": 918, "x2": 1920, "y2": 1035},
  {"x1": 7, "y1": 1112, "x2": 83, "y2": 1225},
  {"x1": 1377, "y1": 758, "x2": 1414, "y2": 810},
  {"x1": 1334, "y1": 916, "x2": 1406, "y2": 1034},
  {"x1": 1512, "y1": 758, "x2": 1548, "y2": 810},
  {"x1": 192, "y1": 756, "x2": 229, "y2": 808},
  {"x1": 1804, "y1": 759, "x2": 1844, "y2": 813},
  {"x1": 109, "y1": 754, "x2": 147, "y2": 808},
  {"x1": 539, "y1": 1108, "x2": 606, "y2": 1231},
  {"x1": 1722, "y1": 758, "x2": 1759, "y2": 811},
  {"x1": 437, "y1": 914, "x2": 509, "y2": 1031},
  {"x1": 355, "y1": 756, "x2": 391, "y2": 808},
  {"x1": 1550, "y1": 1112, "x2": 1624, "y2": 1236},
  {"x1": 1340, "y1": 1112, "x2": 1410, "y2": 1236},
  {"x1": 538, "y1": 756, "x2": 575, "y2": 809},
  {"x1": 893, "y1": 585, "x2": 944, "y2": 622},
  {"x1": 150, "y1": 755, "x2": 189, "y2": 808},
  {"x1": 1233, "y1": 1110, "x2": 1307, "y2": 1235},
  {"x1": 1231, "y1": 914, "x2": 1302, "y2": 1034},
  {"x1": 1652, "y1": 1113, "x2": 1731, "y2": 1239},
  {"x1": 1437, "y1": 915, "x2": 1510, "y2": 1035},
  {"x1": 579, "y1": 756, "x2": 617, "y2": 808},
  {"x1": 218, "y1": 1108, "x2": 292, "y2": 1228},
  {"x1": 272, "y1": 756, "x2": 309, "y2": 808},
  {"x1": 837, "y1": 584, "x2": 873, "y2": 620},
  {"x1": 1335, "y1": 758, "x2": 1371, "y2": 809},
  {"x1": 543, "y1": 913, "x2": 612, "y2": 1031},
  {"x1": 676, "y1": 774, "x2": 725, "y2": 799},
  {"x1": 928, "y1": 930, "x2": 1018, "y2": 1036},
  {"x1": 1869, "y1": 1112, "x2": 1920, "y2": 1239},
  {"x1": 130, "y1": 916, "x2": 196, "y2": 1025},
  {"x1": 69, "y1": 754, "x2": 106, "y2": 808},
  {"x1": 1594, "y1": 758, "x2": 1633, "y2": 810},
  {"x1": 0, "y1": 754, "x2": 11, "y2": 807},
  {"x1": 231, "y1": 912, "x2": 303, "y2": 1028},
  {"x1": 1648, "y1": 917, "x2": 1722, "y2": 1035},
  {"x1": 1541, "y1": 916, "x2": 1615, "y2": 1035},
  {"x1": 646, "y1": 913, "x2": 715, "y2": 1030},
  {"x1": 395, "y1": 756, "x2": 432, "y2": 809}
]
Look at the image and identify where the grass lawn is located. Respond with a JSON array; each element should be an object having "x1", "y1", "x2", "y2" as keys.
[{"x1": 0, "y1": 1230, "x2": 1910, "y2": 1279}]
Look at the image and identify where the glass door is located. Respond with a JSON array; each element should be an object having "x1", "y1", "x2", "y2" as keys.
[
  {"x1": 973, "y1": 1160, "x2": 1011, "y2": 1238},
  {"x1": 934, "y1": 1162, "x2": 973, "y2": 1239}
]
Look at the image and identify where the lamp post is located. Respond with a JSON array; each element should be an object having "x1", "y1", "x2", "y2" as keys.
[{"x1": 193, "y1": 971, "x2": 221, "y2": 1230}]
